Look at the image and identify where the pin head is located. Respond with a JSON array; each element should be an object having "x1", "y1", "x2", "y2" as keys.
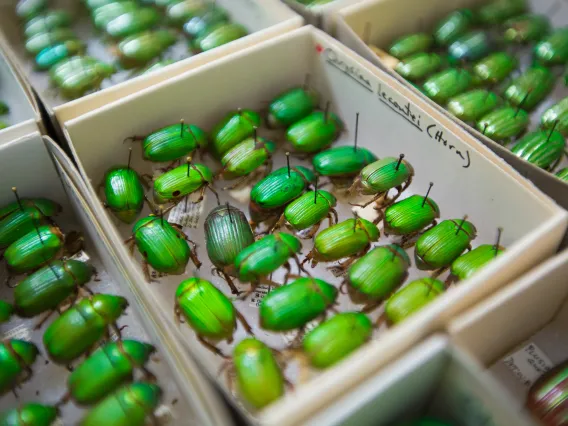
[{"x1": 395, "y1": 154, "x2": 405, "y2": 171}]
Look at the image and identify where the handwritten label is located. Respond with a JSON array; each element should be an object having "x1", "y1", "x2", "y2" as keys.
[
  {"x1": 69, "y1": 250, "x2": 90, "y2": 263},
  {"x1": 502, "y1": 342, "x2": 553, "y2": 387},
  {"x1": 324, "y1": 48, "x2": 373, "y2": 92},
  {"x1": 3, "y1": 324, "x2": 32, "y2": 341},
  {"x1": 249, "y1": 285, "x2": 272, "y2": 308},
  {"x1": 168, "y1": 196, "x2": 204, "y2": 228}
]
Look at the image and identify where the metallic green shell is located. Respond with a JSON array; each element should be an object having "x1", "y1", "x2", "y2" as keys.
[
  {"x1": 476, "y1": 106, "x2": 529, "y2": 142},
  {"x1": 447, "y1": 89, "x2": 500, "y2": 122},
  {"x1": 415, "y1": 219, "x2": 477, "y2": 270},
  {"x1": 183, "y1": 7, "x2": 229, "y2": 39},
  {"x1": 86, "y1": 0, "x2": 131, "y2": 10},
  {"x1": 504, "y1": 66, "x2": 555, "y2": 111},
  {"x1": 49, "y1": 56, "x2": 114, "y2": 99},
  {"x1": 511, "y1": 130, "x2": 565, "y2": 169},
  {"x1": 105, "y1": 8, "x2": 159, "y2": 39},
  {"x1": 250, "y1": 166, "x2": 315, "y2": 210},
  {"x1": 284, "y1": 190, "x2": 336, "y2": 231},
  {"x1": 24, "y1": 11, "x2": 71, "y2": 38},
  {"x1": 267, "y1": 87, "x2": 319, "y2": 128},
  {"x1": 312, "y1": 146, "x2": 377, "y2": 177},
  {"x1": 433, "y1": 9, "x2": 473, "y2": 46},
  {"x1": 0, "y1": 340, "x2": 38, "y2": 393},
  {"x1": 25, "y1": 28, "x2": 76, "y2": 55},
  {"x1": 556, "y1": 168, "x2": 568, "y2": 182},
  {"x1": 220, "y1": 137, "x2": 276, "y2": 178},
  {"x1": 35, "y1": 40, "x2": 84, "y2": 70},
  {"x1": 43, "y1": 294, "x2": 128, "y2": 363},
  {"x1": 303, "y1": 312, "x2": 372, "y2": 369},
  {"x1": 313, "y1": 218, "x2": 379, "y2": 262},
  {"x1": 535, "y1": 28, "x2": 568, "y2": 65},
  {"x1": 142, "y1": 122, "x2": 206, "y2": 162},
  {"x1": 384, "y1": 195, "x2": 440, "y2": 235},
  {"x1": 448, "y1": 31, "x2": 492, "y2": 63},
  {"x1": 133, "y1": 216, "x2": 190, "y2": 274},
  {"x1": 503, "y1": 14, "x2": 550, "y2": 44},
  {"x1": 0, "y1": 300, "x2": 13, "y2": 323},
  {"x1": 0, "y1": 403, "x2": 58, "y2": 426},
  {"x1": 527, "y1": 360, "x2": 568, "y2": 423},
  {"x1": 235, "y1": 232, "x2": 301, "y2": 282},
  {"x1": 166, "y1": 0, "x2": 208, "y2": 25},
  {"x1": 104, "y1": 166, "x2": 144, "y2": 223},
  {"x1": 360, "y1": 157, "x2": 414, "y2": 194},
  {"x1": 140, "y1": 59, "x2": 175, "y2": 75},
  {"x1": 473, "y1": 52, "x2": 517, "y2": 85},
  {"x1": 395, "y1": 52, "x2": 443, "y2": 81},
  {"x1": 259, "y1": 277, "x2": 337, "y2": 331},
  {"x1": 153, "y1": 163, "x2": 213, "y2": 204},
  {"x1": 348, "y1": 245, "x2": 410, "y2": 300},
  {"x1": 68, "y1": 340, "x2": 155, "y2": 404},
  {"x1": 542, "y1": 96, "x2": 568, "y2": 136},
  {"x1": 192, "y1": 23, "x2": 247, "y2": 52},
  {"x1": 92, "y1": 2, "x2": 139, "y2": 29},
  {"x1": 14, "y1": 260, "x2": 94, "y2": 317},
  {"x1": 423, "y1": 68, "x2": 472, "y2": 104},
  {"x1": 16, "y1": 0, "x2": 46, "y2": 20},
  {"x1": 388, "y1": 33, "x2": 433, "y2": 59},
  {"x1": 118, "y1": 30, "x2": 176, "y2": 67},
  {"x1": 80, "y1": 382, "x2": 161, "y2": 426},
  {"x1": 385, "y1": 278, "x2": 444, "y2": 324},
  {"x1": 211, "y1": 109, "x2": 261, "y2": 158},
  {"x1": 233, "y1": 338, "x2": 284, "y2": 409},
  {"x1": 286, "y1": 111, "x2": 343, "y2": 153},
  {"x1": 451, "y1": 244, "x2": 505, "y2": 281},
  {"x1": 476, "y1": 0, "x2": 527, "y2": 25},
  {"x1": 205, "y1": 204, "x2": 254, "y2": 273},
  {"x1": 5, "y1": 225, "x2": 64, "y2": 274},
  {"x1": 175, "y1": 278, "x2": 236, "y2": 339}
]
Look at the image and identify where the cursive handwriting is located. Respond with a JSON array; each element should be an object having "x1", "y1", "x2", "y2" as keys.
[
  {"x1": 378, "y1": 83, "x2": 422, "y2": 131},
  {"x1": 324, "y1": 48, "x2": 373, "y2": 92},
  {"x1": 427, "y1": 125, "x2": 471, "y2": 168}
]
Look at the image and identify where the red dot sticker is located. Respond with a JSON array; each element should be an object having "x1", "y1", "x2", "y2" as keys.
[{"x1": 315, "y1": 44, "x2": 324, "y2": 53}]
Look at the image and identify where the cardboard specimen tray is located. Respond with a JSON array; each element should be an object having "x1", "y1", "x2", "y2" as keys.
[
  {"x1": 280, "y1": 0, "x2": 360, "y2": 34},
  {"x1": 59, "y1": 26, "x2": 566, "y2": 424}
]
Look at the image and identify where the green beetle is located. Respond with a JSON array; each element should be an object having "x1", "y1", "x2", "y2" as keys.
[
  {"x1": 415, "y1": 217, "x2": 477, "y2": 274},
  {"x1": 503, "y1": 14, "x2": 550, "y2": 44},
  {"x1": 35, "y1": 40, "x2": 85, "y2": 70},
  {"x1": 49, "y1": 56, "x2": 115, "y2": 99},
  {"x1": 433, "y1": 9, "x2": 473, "y2": 46},
  {"x1": 388, "y1": 33, "x2": 433, "y2": 60},
  {"x1": 259, "y1": 277, "x2": 337, "y2": 331},
  {"x1": 302, "y1": 312, "x2": 372, "y2": 369},
  {"x1": 504, "y1": 66, "x2": 555, "y2": 111},
  {"x1": 510, "y1": 129, "x2": 565, "y2": 170},
  {"x1": 385, "y1": 278, "x2": 445, "y2": 324},
  {"x1": 139, "y1": 59, "x2": 175, "y2": 75},
  {"x1": 0, "y1": 339, "x2": 39, "y2": 394},
  {"x1": 476, "y1": 0, "x2": 527, "y2": 25},
  {"x1": 395, "y1": 52, "x2": 444, "y2": 82},
  {"x1": 473, "y1": 52, "x2": 517, "y2": 85},
  {"x1": 175, "y1": 277, "x2": 251, "y2": 355},
  {"x1": 105, "y1": 8, "x2": 160, "y2": 39},
  {"x1": 312, "y1": 146, "x2": 378, "y2": 181},
  {"x1": 0, "y1": 300, "x2": 13, "y2": 323},
  {"x1": 534, "y1": 28, "x2": 568, "y2": 65},
  {"x1": 80, "y1": 382, "x2": 162, "y2": 426},
  {"x1": 542, "y1": 97, "x2": 568, "y2": 136},
  {"x1": 304, "y1": 217, "x2": 380, "y2": 269},
  {"x1": 25, "y1": 28, "x2": 77, "y2": 55},
  {"x1": 117, "y1": 30, "x2": 177, "y2": 68},
  {"x1": 556, "y1": 168, "x2": 568, "y2": 181},
  {"x1": 14, "y1": 260, "x2": 94, "y2": 319},
  {"x1": 448, "y1": 31, "x2": 492, "y2": 63},
  {"x1": 477, "y1": 106, "x2": 529, "y2": 143},
  {"x1": 166, "y1": 0, "x2": 208, "y2": 26},
  {"x1": 0, "y1": 101, "x2": 9, "y2": 115},
  {"x1": 182, "y1": 6, "x2": 230, "y2": 39},
  {"x1": 347, "y1": 155, "x2": 414, "y2": 208},
  {"x1": 447, "y1": 89, "x2": 500, "y2": 123},
  {"x1": 16, "y1": 0, "x2": 46, "y2": 21},
  {"x1": 126, "y1": 215, "x2": 199, "y2": 280},
  {"x1": 192, "y1": 23, "x2": 248, "y2": 52},
  {"x1": 423, "y1": 68, "x2": 472, "y2": 104},
  {"x1": 92, "y1": 1, "x2": 139, "y2": 30},
  {"x1": 205, "y1": 204, "x2": 254, "y2": 295},
  {"x1": 153, "y1": 161, "x2": 219, "y2": 205},
  {"x1": 345, "y1": 244, "x2": 410, "y2": 309},
  {"x1": 267, "y1": 86, "x2": 319, "y2": 128},
  {"x1": 286, "y1": 110, "x2": 343, "y2": 153},
  {"x1": 449, "y1": 243, "x2": 505, "y2": 283},
  {"x1": 66, "y1": 340, "x2": 155, "y2": 405},
  {"x1": 24, "y1": 10, "x2": 71, "y2": 38},
  {"x1": 43, "y1": 294, "x2": 128, "y2": 364},
  {"x1": 211, "y1": 109, "x2": 262, "y2": 158},
  {"x1": 86, "y1": 0, "x2": 130, "y2": 11},
  {"x1": 103, "y1": 163, "x2": 146, "y2": 224},
  {"x1": 0, "y1": 403, "x2": 58, "y2": 426},
  {"x1": 271, "y1": 189, "x2": 338, "y2": 238}
]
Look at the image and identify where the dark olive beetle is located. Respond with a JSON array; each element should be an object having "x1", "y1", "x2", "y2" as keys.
[
  {"x1": 534, "y1": 28, "x2": 568, "y2": 66},
  {"x1": 542, "y1": 97, "x2": 568, "y2": 136},
  {"x1": 448, "y1": 31, "x2": 492, "y2": 64},
  {"x1": 116, "y1": 30, "x2": 177, "y2": 69},
  {"x1": 395, "y1": 52, "x2": 444, "y2": 82},
  {"x1": 556, "y1": 168, "x2": 568, "y2": 182},
  {"x1": 388, "y1": 33, "x2": 433, "y2": 59},
  {"x1": 505, "y1": 66, "x2": 555, "y2": 111},
  {"x1": 447, "y1": 89, "x2": 500, "y2": 123},
  {"x1": 0, "y1": 403, "x2": 58, "y2": 426},
  {"x1": 385, "y1": 278, "x2": 445, "y2": 324},
  {"x1": 312, "y1": 145, "x2": 378, "y2": 180},
  {"x1": 259, "y1": 277, "x2": 337, "y2": 332},
  {"x1": 423, "y1": 68, "x2": 472, "y2": 104},
  {"x1": 211, "y1": 109, "x2": 262, "y2": 158},
  {"x1": 526, "y1": 359, "x2": 568, "y2": 425},
  {"x1": 43, "y1": 294, "x2": 128, "y2": 365},
  {"x1": 510, "y1": 129, "x2": 565, "y2": 170},
  {"x1": 503, "y1": 14, "x2": 550, "y2": 44},
  {"x1": 183, "y1": 6, "x2": 229, "y2": 39},
  {"x1": 450, "y1": 243, "x2": 505, "y2": 283},
  {"x1": 476, "y1": 0, "x2": 527, "y2": 25},
  {"x1": 105, "y1": 8, "x2": 159, "y2": 39},
  {"x1": 0, "y1": 300, "x2": 13, "y2": 323},
  {"x1": 0, "y1": 339, "x2": 39, "y2": 394},
  {"x1": 267, "y1": 86, "x2": 319, "y2": 128},
  {"x1": 473, "y1": 52, "x2": 517, "y2": 85},
  {"x1": 35, "y1": 40, "x2": 84, "y2": 70},
  {"x1": 24, "y1": 10, "x2": 71, "y2": 38},
  {"x1": 477, "y1": 106, "x2": 529, "y2": 143},
  {"x1": 433, "y1": 9, "x2": 473, "y2": 46},
  {"x1": 191, "y1": 22, "x2": 248, "y2": 53},
  {"x1": 286, "y1": 109, "x2": 343, "y2": 154}
]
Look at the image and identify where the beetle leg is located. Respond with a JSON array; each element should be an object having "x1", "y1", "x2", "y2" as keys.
[
  {"x1": 192, "y1": 185, "x2": 207, "y2": 204},
  {"x1": 444, "y1": 274, "x2": 456, "y2": 288},
  {"x1": 142, "y1": 261, "x2": 156, "y2": 283},
  {"x1": 110, "y1": 322, "x2": 123, "y2": 340},
  {"x1": 303, "y1": 221, "x2": 321, "y2": 240},
  {"x1": 197, "y1": 335, "x2": 229, "y2": 359},
  {"x1": 235, "y1": 309, "x2": 254, "y2": 335},
  {"x1": 294, "y1": 254, "x2": 311, "y2": 276},
  {"x1": 269, "y1": 214, "x2": 286, "y2": 234},
  {"x1": 174, "y1": 303, "x2": 186, "y2": 325},
  {"x1": 361, "y1": 301, "x2": 381, "y2": 314},
  {"x1": 349, "y1": 192, "x2": 384, "y2": 208},
  {"x1": 259, "y1": 277, "x2": 283, "y2": 287},
  {"x1": 55, "y1": 392, "x2": 71, "y2": 408},
  {"x1": 207, "y1": 184, "x2": 221, "y2": 205},
  {"x1": 346, "y1": 176, "x2": 361, "y2": 196},
  {"x1": 330, "y1": 208, "x2": 339, "y2": 224},
  {"x1": 186, "y1": 239, "x2": 202, "y2": 270},
  {"x1": 34, "y1": 309, "x2": 57, "y2": 330},
  {"x1": 123, "y1": 135, "x2": 144, "y2": 143},
  {"x1": 373, "y1": 209, "x2": 384, "y2": 225},
  {"x1": 222, "y1": 176, "x2": 249, "y2": 190},
  {"x1": 374, "y1": 312, "x2": 387, "y2": 328},
  {"x1": 216, "y1": 269, "x2": 241, "y2": 295},
  {"x1": 141, "y1": 365, "x2": 157, "y2": 382},
  {"x1": 301, "y1": 250, "x2": 316, "y2": 269},
  {"x1": 431, "y1": 266, "x2": 449, "y2": 279}
]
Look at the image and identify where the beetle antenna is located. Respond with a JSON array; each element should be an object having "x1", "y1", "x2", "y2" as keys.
[
  {"x1": 314, "y1": 177, "x2": 318, "y2": 204},
  {"x1": 362, "y1": 22, "x2": 371, "y2": 44},
  {"x1": 547, "y1": 120, "x2": 559, "y2": 142},
  {"x1": 354, "y1": 112, "x2": 359, "y2": 152},
  {"x1": 515, "y1": 90, "x2": 532, "y2": 117},
  {"x1": 422, "y1": 182, "x2": 433, "y2": 207},
  {"x1": 180, "y1": 119, "x2": 184, "y2": 138},
  {"x1": 303, "y1": 73, "x2": 311, "y2": 91},
  {"x1": 395, "y1": 154, "x2": 405, "y2": 171},
  {"x1": 186, "y1": 156, "x2": 192, "y2": 177},
  {"x1": 455, "y1": 215, "x2": 468, "y2": 236},
  {"x1": 127, "y1": 148, "x2": 132, "y2": 170},
  {"x1": 226, "y1": 201, "x2": 233, "y2": 224},
  {"x1": 324, "y1": 101, "x2": 331, "y2": 123},
  {"x1": 494, "y1": 227, "x2": 503, "y2": 258},
  {"x1": 11, "y1": 187, "x2": 23, "y2": 211},
  {"x1": 286, "y1": 152, "x2": 291, "y2": 177}
]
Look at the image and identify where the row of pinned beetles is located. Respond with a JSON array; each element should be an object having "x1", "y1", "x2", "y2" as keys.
[
  {"x1": 368, "y1": 0, "x2": 568, "y2": 181},
  {"x1": 99, "y1": 79, "x2": 507, "y2": 411},
  {"x1": 0, "y1": 192, "x2": 166, "y2": 425},
  {"x1": 16, "y1": 0, "x2": 248, "y2": 99}
]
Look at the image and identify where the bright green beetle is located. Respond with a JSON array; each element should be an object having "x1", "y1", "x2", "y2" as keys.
[
  {"x1": 35, "y1": 40, "x2": 85, "y2": 70},
  {"x1": 92, "y1": 1, "x2": 139, "y2": 30},
  {"x1": 16, "y1": 0, "x2": 47, "y2": 21},
  {"x1": 192, "y1": 23, "x2": 248, "y2": 52},
  {"x1": 303, "y1": 312, "x2": 372, "y2": 369},
  {"x1": 0, "y1": 300, "x2": 13, "y2": 323},
  {"x1": 433, "y1": 9, "x2": 473, "y2": 46},
  {"x1": 127, "y1": 215, "x2": 198, "y2": 279},
  {"x1": 556, "y1": 168, "x2": 568, "y2": 181},
  {"x1": 504, "y1": 66, "x2": 555, "y2": 111},
  {"x1": 423, "y1": 68, "x2": 472, "y2": 104},
  {"x1": 25, "y1": 28, "x2": 77, "y2": 55},
  {"x1": 205, "y1": 204, "x2": 254, "y2": 294},
  {"x1": 0, "y1": 339, "x2": 39, "y2": 394},
  {"x1": 166, "y1": 0, "x2": 208, "y2": 26},
  {"x1": 448, "y1": 31, "x2": 492, "y2": 63},
  {"x1": 346, "y1": 244, "x2": 410, "y2": 308},
  {"x1": 286, "y1": 110, "x2": 343, "y2": 153},
  {"x1": 415, "y1": 218, "x2": 477, "y2": 273},
  {"x1": 105, "y1": 8, "x2": 160, "y2": 39},
  {"x1": 385, "y1": 278, "x2": 445, "y2": 324},
  {"x1": 153, "y1": 162, "x2": 218, "y2": 205},
  {"x1": 0, "y1": 102, "x2": 9, "y2": 115},
  {"x1": 379, "y1": 194, "x2": 440, "y2": 242},
  {"x1": 175, "y1": 277, "x2": 251, "y2": 355},
  {"x1": 267, "y1": 87, "x2": 319, "y2": 128},
  {"x1": 103, "y1": 165, "x2": 145, "y2": 223},
  {"x1": 304, "y1": 217, "x2": 380, "y2": 269},
  {"x1": 542, "y1": 97, "x2": 568, "y2": 136},
  {"x1": 43, "y1": 294, "x2": 128, "y2": 364},
  {"x1": 395, "y1": 52, "x2": 444, "y2": 82},
  {"x1": 86, "y1": 0, "x2": 131, "y2": 10},
  {"x1": 312, "y1": 146, "x2": 378, "y2": 179},
  {"x1": 217, "y1": 137, "x2": 276, "y2": 187},
  {"x1": 80, "y1": 382, "x2": 162, "y2": 426},
  {"x1": 473, "y1": 52, "x2": 517, "y2": 85},
  {"x1": 510, "y1": 129, "x2": 565, "y2": 170},
  {"x1": 140, "y1": 59, "x2": 175, "y2": 75},
  {"x1": 388, "y1": 33, "x2": 433, "y2": 59},
  {"x1": 477, "y1": 106, "x2": 529, "y2": 143},
  {"x1": 450, "y1": 243, "x2": 505, "y2": 282},
  {"x1": 49, "y1": 56, "x2": 115, "y2": 99},
  {"x1": 476, "y1": 0, "x2": 527, "y2": 25},
  {"x1": 67, "y1": 340, "x2": 155, "y2": 405},
  {"x1": 210, "y1": 109, "x2": 262, "y2": 158},
  {"x1": 447, "y1": 89, "x2": 500, "y2": 123},
  {"x1": 259, "y1": 277, "x2": 337, "y2": 331},
  {"x1": 347, "y1": 156, "x2": 414, "y2": 208},
  {"x1": 117, "y1": 30, "x2": 177, "y2": 68},
  {"x1": 0, "y1": 403, "x2": 58, "y2": 426},
  {"x1": 503, "y1": 14, "x2": 550, "y2": 44},
  {"x1": 183, "y1": 6, "x2": 229, "y2": 39},
  {"x1": 24, "y1": 10, "x2": 71, "y2": 38},
  {"x1": 14, "y1": 260, "x2": 94, "y2": 318},
  {"x1": 534, "y1": 28, "x2": 568, "y2": 65}
]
